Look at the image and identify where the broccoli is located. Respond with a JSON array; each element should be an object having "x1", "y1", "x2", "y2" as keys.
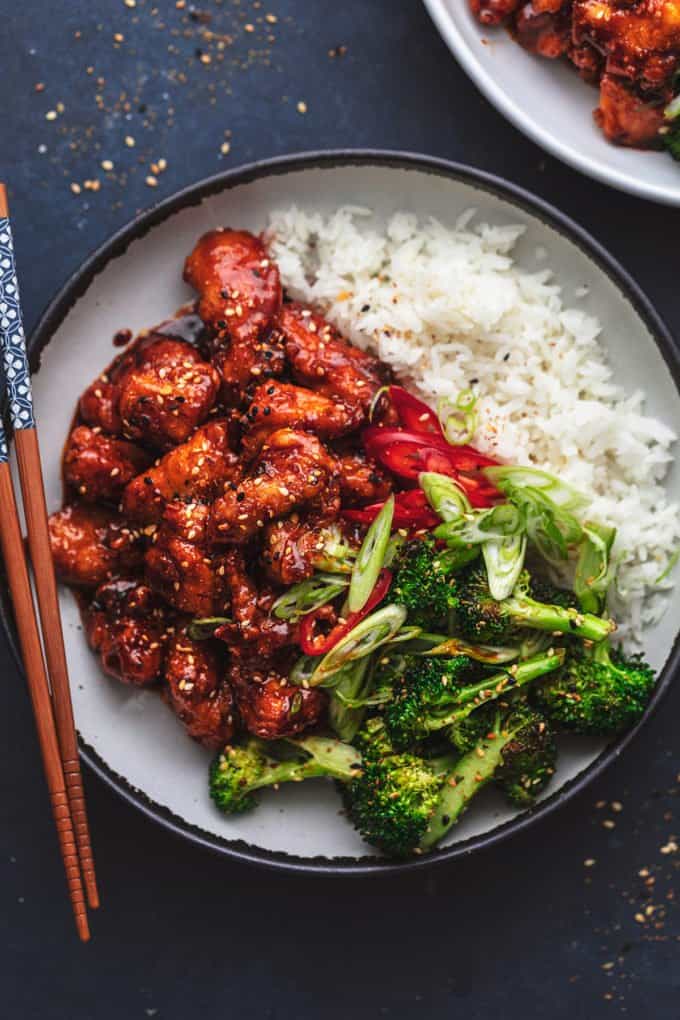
[
  {"x1": 210, "y1": 733, "x2": 362, "y2": 814},
  {"x1": 450, "y1": 698, "x2": 556, "y2": 807},
  {"x1": 344, "y1": 750, "x2": 455, "y2": 857},
  {"x1": 533, "y1": 641, "x2": 656, "y2": 735},
  {"x1": 383, "y1": 648, "x2": 564, "y2": 750},
  {"x1": 453, "y1": 564, "x2": 614, "y2": 644},
  {"x1": 391, "y1": 536, "x2": 461, "y2": 630},
  {"x1": 420, "y1": 698, "x2": 557, "y2": 850},
  {"x1": 663, "y1": 116, "x2": 680, "y2": 161},
  {"x1": 352, "y1": 715, "x2": 395, "y2": 761},
  {"x1": 529, "y1": 577, "x2": 579, "y2": 611}
]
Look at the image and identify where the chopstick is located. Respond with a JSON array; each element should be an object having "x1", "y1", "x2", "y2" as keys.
[
  {"x1": 0, "y1": 429, "x2": 90, "y2": 939},
  {"x1": 0, "y1": 184, "x2": 98, "y2": 928}
]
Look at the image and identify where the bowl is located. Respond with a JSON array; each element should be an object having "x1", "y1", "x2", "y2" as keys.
[
  {"x1": 422, "y1": 0, "x2": 680, "y2": 207},
  {"x1": 8, "y1": 150, "x2": 680, "y2": 874}
]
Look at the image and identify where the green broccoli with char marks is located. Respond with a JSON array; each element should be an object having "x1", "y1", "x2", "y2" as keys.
[
  {"x1": 391, "y1": 537, "x2": 468, "y2": 630},
  {"x1": 453, "y1": 564, "x2": 614, "y2": 644},
  {"x1": 210, "y1": 734, "x2": 362, "y2": 814},
  {"x1": 534, "y1": 641, "x2": 656, "y2": 736},
  {"x1": 383, "y1": 649, "x2": 564, "y2": 750}
]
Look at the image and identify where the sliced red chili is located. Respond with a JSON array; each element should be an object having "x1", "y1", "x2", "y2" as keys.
[
  {"x1": 363, "y1": 426, "x2": 498, "y2": 480},
  {"x1": 344, "y1": 490, "x2": 440, "y2": 529},
  {"x1": 298, "y1": 568, "x2": 392, "y2": 657},
  {"x1": 389, "y1": 386, "x2": 444, "y2": 438}
]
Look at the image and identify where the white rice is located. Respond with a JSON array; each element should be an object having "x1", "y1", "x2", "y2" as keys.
[{"x1": 266, "y1": 205, "x2": 680, "y2": 644}]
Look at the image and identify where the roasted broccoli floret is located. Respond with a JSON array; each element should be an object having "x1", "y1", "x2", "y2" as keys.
[
  {"x1": 529, "y1": 577, "x2": 579, "y2": 611},
  {"x1": 451, "y1": 698, "x2": 556, "y2": 807},
  {"x1": 391, "y1": 537, "x2": 460, "y2": 630},
  {"x1": 210, "y1": 734, "x2": 362, "y2": 814},
  {"x1": 383, "y1": 649, "x2": 564, "y2": 750},
  {"x1": 344, "y1": 751, "x2": 454, "y2": 857},
  {"x1": 534, "y1": 641, "x2": 656, "y2": 735},
  {"x1": 453, "y1": 564, "x2": 614, "y2": 644},
  {"x1": 352, "y1": 715, "x2": 395, "y2": 761}
]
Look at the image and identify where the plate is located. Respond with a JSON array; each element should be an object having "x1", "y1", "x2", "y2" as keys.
[
  {"x1": 422, "y1": 0, "x2": 680, "y2": 207},
  {"x1": 7, "y1": 151, "x2": 680, "y2": 873}
]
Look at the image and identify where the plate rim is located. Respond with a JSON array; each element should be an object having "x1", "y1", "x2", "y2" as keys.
[
  {"x1": 5, "y1": 148, "x2": 680, "y2": 875},
  {"x1": 421, "y1": 0, "x2": 680, "y2": 207}
]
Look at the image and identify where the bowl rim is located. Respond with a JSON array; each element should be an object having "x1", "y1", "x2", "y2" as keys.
[
  {"x1": 421, "y1": 0, "x2": 680, "y2": 208},
  {"x1": 7, "y1": 148, "x2": 680, "y2": 875}
]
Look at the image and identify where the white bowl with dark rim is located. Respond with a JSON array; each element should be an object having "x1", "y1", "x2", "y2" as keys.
[
  {"x1": 5, "y1": 151, "x2": 680, "y2": 874},
  {"x1": 422, "y1": 0, "x2": 680, "y2": 207}
]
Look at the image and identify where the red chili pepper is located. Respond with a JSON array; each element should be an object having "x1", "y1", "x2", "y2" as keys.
[
  {"x1": 298, "y1": 568, "x2": 392, "y2": 657},
  {"x1": 363, "y1": 426, "x2": 499, "y2": 479},
  {"x1": 344, "y1": 490, "x2": 440, "y2": 529},
  {"x1": 389, "y1": 385, "x2": 444, "y2": 438}
]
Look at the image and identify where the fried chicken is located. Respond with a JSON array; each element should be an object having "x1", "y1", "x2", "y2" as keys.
[
  {"x1": 84, "y1": 579, "x2": 171, "y2": 686},
  {"x1": 163, "y1": 627, "x2": 236, "y2": 747},
  {"x1": 63, "y1": 425, "x2": 151, "y2": 504},
  {"x1": 48, "y1": 504, "x2": 144, "y2": 588}
]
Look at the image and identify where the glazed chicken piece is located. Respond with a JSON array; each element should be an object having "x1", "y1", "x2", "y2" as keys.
[
  {"x1": 595, "y1": 72, "x2": 666, "y2": 144},
  {"x1": 573, "y1": 0, "x2": 680, "y2": 92},
  {"x1": 84, "y1": 579, "x2": 171, "y2": 686},
  {"x1": 183, "y1": 229, "x2": 285, "y2": 405},
  {"x1": 336, "y1": 451, "x2": 393, "y2": 508},
  {"x1": 122, "y1": 419, "x2": 240, "y2": 524},
  {"x1": 469, "y1": 0, "x2": 522, "y2": 24},
  {"x1": 117, "y1": 335, "x2": 221, "y2": 449},
  {"x1": 513, "y1": 0, "x2": 572, "y2": 57},
  {"x1": 210, "y1": 428, "x2": 339, "y2": 544},
  {"x1": 63, "y1": 425, "x2": 151, "y2": 504},
  {"x1": 261, "y1": 514, "x2": 357, "y2": 586},
  {"x1": 48, "y1": 504, "x2": 144, "y2": 588},
  {"x1": 145, "y1": 502, "x2": 230, "y2": 618},
  {"x1": 163, "y1": 627, "x2": 236, "y2": 748},
  {"x1": 79, "y1": 335, "x2": 220, "y2": 447},
  {"x1": 279, "y1": 303, "x2": 388, "y2": 417},
  {"x1": 228, "y1": 654, "x2": 326, "y2": 740},
  {"x1": 219, "y1": 548, "x2": 296, "y2": 654},
  {"x1": 240, "y1": 380, "x2": 364, "y2": 458}
]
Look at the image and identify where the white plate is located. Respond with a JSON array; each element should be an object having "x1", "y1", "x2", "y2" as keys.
[
  {"x1": 423, "y1": 0, "x2": 680, "y2": 206},
  {"x1": 12, "y1": 152, "x2": 680, "y2": 873}
]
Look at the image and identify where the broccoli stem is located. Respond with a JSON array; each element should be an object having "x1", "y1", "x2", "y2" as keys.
[
  {"x1": 420, "y1": 727, "x2": 509, "y2": 850},
  {"x1": 423, "y1": 649, "x2": 565, "y2": 735},
  {"x1": 503, "y1": 596, "x2": 613, "y2": 642}
]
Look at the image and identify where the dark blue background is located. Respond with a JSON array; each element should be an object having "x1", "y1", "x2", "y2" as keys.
[{"x1": 2, "y1": 3, "x2": 679, "y2": 1017}]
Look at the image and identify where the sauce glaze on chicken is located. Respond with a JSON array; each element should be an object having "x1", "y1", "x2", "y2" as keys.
[
  {"x1": 470, "y1": 1, "x2": 680, "y2": 149},
  {"x1": 49, "y1": 228, "x2": 393, "y2": 747}
]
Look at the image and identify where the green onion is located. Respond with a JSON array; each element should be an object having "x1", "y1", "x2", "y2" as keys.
[
  {"x1": 328, "y1": 657, "x2": 374, "y2": 742},
  {"x1": 574, "y1": 521, "x2": 616, "y2": 613},
  {"x1": 665, "y1": 94, "x2": 680, "y2": 120},
  {"x1": 434, "y1": 502, "x2": 524, "y2": 546},
  {"x1": 289, "y1": 655, "x2": 319, "y2": 687},
  {"x1": 272, "y1": 573, "x2": 349, "y2": 622},
  {"x1": 347, "y1": 494, "x2": 394, "y2": 614},
  {"x1": 368, "y1": 384, "x2": 390, "y2": 423},
  {"x1": 423, "y1": 636, "x2": 519, "y2": 664},
  {"x1": 419, "y1": 471, "x2": 471, "y2": 522},
  {"x1": 483, "y1": 465, "x2": 588, "y2": 511},
  {"x1": 482, "y1": 533, "x2": 527, "y2": 600},
  {"x1": 385, "y1": 625, "x2": 424, "y2": 646},
  {"x1": 187, "y1": 617, "x2": 231, "y2": 640},
  {"x1": 383, "y1": 531, "x2": 406, "y2": 568},
  {"x1": 437, "y1": 389, "x2": 478, "y2": 445},
  {"x1": 309, "y1": 604, "x2": 407, "y2": 687},
  {"x1": 655, "y1": 546, "x2": 680, "y2": 585},
  {"x1": 311, "y1": 523, "x2": 357, "y2": 574}
]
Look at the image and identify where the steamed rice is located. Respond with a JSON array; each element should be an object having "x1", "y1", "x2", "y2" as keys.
[{"x1": 267, "y1": 206, "x2": 680, "y2": 643}]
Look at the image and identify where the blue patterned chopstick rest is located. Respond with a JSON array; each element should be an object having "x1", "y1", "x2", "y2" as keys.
[{"x1": 0, "y1": 217, "x2": 35, "y2": 435}]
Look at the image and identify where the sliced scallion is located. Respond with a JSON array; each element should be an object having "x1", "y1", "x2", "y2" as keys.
[
  {"x1": 347, "y1": 494, "x2": 394, "y2": 614},
  {"x1": 309, "y1": 603, "x2": 407, "y2": 687}
]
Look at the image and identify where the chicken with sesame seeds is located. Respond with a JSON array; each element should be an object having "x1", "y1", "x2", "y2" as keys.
[
  {"x1": 122, "y1": 419, "x2": 240, "y2": 524},
  {"x1": 144, "y1": 501, "x2": 230, "y2": 618},
  {"x1": 63, "y1": 425, "x2": 151, "y2": 504},
  {"x1": 279, "y1": 302, "x2": 390, "y2": 416},
  {"x1": 163, "y1": 627, "x2": 236, "y2": 748},
  {"x1": 218, "y1": 548, "x2": 297, "y2": 655},
  {"x1": 335, "y1": 451, "x2": 393, "y2": 508},
  {"x1": 228, "y1": 653, "x2": 327, "y2": 741},
  {"x1": 48, "y1": 504, "x2": 144, "y2": 588},
  {"x1": 79, "y1": 334, "x2": 220, "y2": 447},
  {"x1": 210, "y1": 428, "x2": 340, "y2": 544},
  {"x1": 117, "y1": 334, "x2": 221, "y2": 449},
  {"x1": 183, "y1": 229, "x2": 285, "y2": 405},
  {"x1": 84, "y1": 579, "x2": 171, "y2": 687},
  {"x1": 240, "y1": 380, "x2": 364, "y2": 458}
]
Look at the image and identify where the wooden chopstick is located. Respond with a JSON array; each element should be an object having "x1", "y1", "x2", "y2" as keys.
[
  {"x1": 0, "y1": 441, "x2": 90, "y2": 940},
  {"x1": 0, "y1": 184, "x2": 99, "y2": 921}
]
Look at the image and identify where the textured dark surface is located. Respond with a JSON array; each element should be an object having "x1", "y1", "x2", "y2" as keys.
[{"x1": 2, "y1": 2, "x2": 679, "y2": 1017}]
